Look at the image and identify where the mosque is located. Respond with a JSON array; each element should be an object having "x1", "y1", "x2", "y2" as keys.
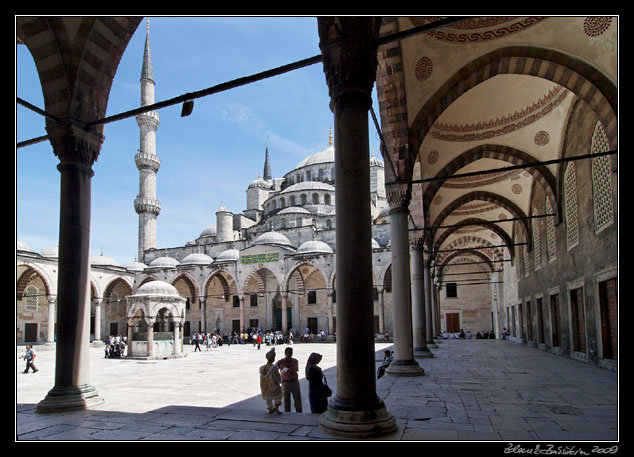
[{"x1": 16, "y1": 17, "x2": 617, "y2": 435}]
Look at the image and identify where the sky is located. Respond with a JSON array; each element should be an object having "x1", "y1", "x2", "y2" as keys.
[{"x1": 16, "y1": 16, "x2": 383, "y2": 266}]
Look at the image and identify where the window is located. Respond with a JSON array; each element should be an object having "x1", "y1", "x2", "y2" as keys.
[
  {"x1": 250, "y1": 294, "x2": 258, "y2": 307},
  {"x1": 307, "y1": 290, "x2": 317, "y2": 304},
  {"x1": 301, "y1": 194, "x2": 307, "y2": 205},
  {"x1": 233, "y1": 295, "x2": 240, "y2": 308},
  {"x1": 324, "y1": 194, "x2": 331, "y2": 205},
  {"x1": 307, "y1": 317, "x2": 318, "y2": 334},
  {"x1": 564, "y1": 163, "x2": 580, "y2": 250},
  {"x1": 312, "y1": 193, "x2": 319, "y2": 204},
  {"x1": 532, "y1": 209, "x2": 541, "y2": 271},
  {"x1": 590, "y1": 121, "x2": 614, "y2": 233},
  {"x1": 545, "y1": 197, "x2": 557, "y2": 262},
  {"x1": 570, "y1": 287, "x2": 586, "y2": 352},
  {"x1": 550, "y1": 294, "x2": 561, "y2": 347},
  {"x1": 25, "y1": 285, "x2": 38, "y2": 311},
  {"x1": 446, "y1": 282, "x2": 457, "y2": 298},
  {"x1": 290, "y1": 196, "x2": 296, "y2": 206}
]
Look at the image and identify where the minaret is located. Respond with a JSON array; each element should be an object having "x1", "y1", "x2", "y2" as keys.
[
  {"x1": 134, "y1": 19, "x2": 161, "y2": 262},
  {"x1": 263, "y1": 138, "x2": 272, "y2": 182}
]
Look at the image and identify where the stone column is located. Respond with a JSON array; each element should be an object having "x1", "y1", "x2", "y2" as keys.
[
  {"x1": 93, "y1": 298, "x2": 102, "y2": 342},
  {"x1": 281, "y1": 293, "x2": 288, "y2": 333},
  {"x1": 127, "y1": 320, "x2": 135, "y2": 356},
  {"x1": 377, "y1": 286, "x2": 385, "y2": 335},
  {"x1": 411, "y1": 241, "x2": 432, "y2": 358},
  {"x1": 240, "y1": 295, "x2": 246, "y2": 332},
  {"x1": 173, "y1": 319, "x2": 180, "y2": 356},
  {"x1": 146, "y1": 320, "x2": 154, "y2": 358},
  {"x1": 326, "y1": 290, "x2": 334, "y2": 336},
  {"x1": 317, "y1": 17, "x2": 396, "y2": 439},
  {"x1": 424, "y1": 249, "x2": 438, "y2": 348},
  {"x1": 386, "y1": 191, "x2": 425, "y2": 376},
  {"x1": 37, "y1": 121, "x2": 104, "y2": 413},
  {"x1": 46, "y1": 297, "x2": 56, "y2": 343}
]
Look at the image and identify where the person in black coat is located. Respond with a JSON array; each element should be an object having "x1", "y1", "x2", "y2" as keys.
[{"x1": 305, "y1": 352, "x2": 329, "y2": 413}]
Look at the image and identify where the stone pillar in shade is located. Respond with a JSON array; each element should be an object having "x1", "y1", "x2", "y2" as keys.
[
  {"x1": 411, "y1": 239, "x2": 432, "y2": 358},
  {"x1": 424, "y1": 246, "x2": 438, "y2": 348},
  {"x1": 37, "y1": 121, "x2": 104, "y2": 413},
  {"x1": 385, "y1": 190, "x2": 425, "y2": 377},
  {"x1": 317, "y1": 16, "x2": 396, "y2": 439},
  {"x1": 46, "y1": 297, "x2": 56, "y2": 343}
]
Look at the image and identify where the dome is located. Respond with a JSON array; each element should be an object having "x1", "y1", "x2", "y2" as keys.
[
  {"x1": 277, "y1": 206, "x2": 311, "y2": 215},
  {"x1": 294, "y1": 145, "x2": 334, "y2": 170},
  {"x1": 370, "y1": 151, "x2": 384, "y2": 167},
  {"x1": 17, "y1": 240, "x2": 34, "y2": 252},
  {"x1": 40, "y1": 246, "x2": 59, "y2": 258},
  {"x1": 248, "y1": 174, "x2": 272, "y2": 189},
  {"x1": 91, "y1": 252, "x2": 120, "y2": 267},
  {"x1": 136, "y1": 280, "x2": 180, "y2": 297},
  {"x1": 181, "y1": 252, "x2": 213, "y2": 265},
  {"x1": 253, "y1": 230, "x2": 294, "y2": 248},
  {"x1": 199, "y1": 224, "x2": 217, "y2": 238},
  {"x1": 280, "y1": 181, "x2": 335, "y2": 194},
  {"x1": 148, "y1": 255, "x2": 180, "y2": 268},
  {"x1": 296, "y1": 240, "x2": 334, "y2": 256},
  {"x1": 215, "y1": 248, "x2": 240, "y2": 262},
  {"x1": 125, "y1": 260, "x2": 147, "y2": 272}
]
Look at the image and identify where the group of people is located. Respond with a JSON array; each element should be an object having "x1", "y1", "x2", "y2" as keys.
[
  {"x1": 104, "y1": 334, "x2": 127, "y2": 358},
  {"x1": 190, "y1": 329, "x2": 295, "y2": 352},
  {"x1": 441, "y1": 329, "x2": 497, "y2": 340},
  {"x1": 259, "y1": 347, "x2": 331, "y2": 415}
]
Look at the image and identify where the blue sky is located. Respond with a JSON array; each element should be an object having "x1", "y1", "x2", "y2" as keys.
[{"x1": 16, "y1": 16, "x2": 382, "y2": 265}]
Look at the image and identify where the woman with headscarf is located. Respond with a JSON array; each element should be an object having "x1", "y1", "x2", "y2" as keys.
[
  {"x1": 259, "y1": 349, "x2": 283, "y2": 414},
  {"x1": 305, "y1": 352, "x2": 329, "y2": 414}
]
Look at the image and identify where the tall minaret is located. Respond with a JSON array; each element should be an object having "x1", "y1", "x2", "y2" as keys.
[
  {"x1": 134, "y1": 19, "x2": 161, "y2": 262},
  {"x1": 263, "y1": 138, "x2": 272, "y2": 182}
]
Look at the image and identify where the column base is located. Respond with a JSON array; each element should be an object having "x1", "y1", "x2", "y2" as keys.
[
  {"x1": 37, "y1": 384, "x2": 104, "y2": 414},
  {"x1": 414, "y1": 347, "x2": 434, "y2": 358},
  {"x1": 385, "y1": 359, "x2": 425, "y2": 376},
  {"x1": 319, "y1": 397, "x2": 397, "y2": 439}
]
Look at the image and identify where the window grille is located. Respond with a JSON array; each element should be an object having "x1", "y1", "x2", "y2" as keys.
[
  {"x1": 545, "y1": 197, "x2": 557, "y2": 262},
  {"x1": 564, "y1": 163, "x2": 580, "y2": 250},
  {"x1": 25, "y1": 285, "x2": 38, "y2": 311},
  {"x1": 590, "y1": 121, "x2": 614, "y2": 233}
]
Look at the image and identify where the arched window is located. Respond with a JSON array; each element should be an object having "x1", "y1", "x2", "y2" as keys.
[
  {"x1": 301, "y1": 194, "x2": 307, "y2": 205},
  {"x1": 545, "y1": 197, "x2": 557, "y2": 262},
  {"x1": 280, "y1": 197, "x2": 285, "y2": 208},
  {"x1": 590, "y1": 121, "x2": 614, "y2": 234},
  {"x1": 110, "y1": 292, "x2": 120, "y2": 315},
  {"x1": 312, "y1": 193, "x2": 319, "y2": 204},
  {"x1": 25, "y1": 285, "x2": 38, "y2": 311},
  {"x1": 271, "y1": 200, "x2": 276, "y2": 210},
  {"x1": 296, "y1": 217, "x2": 302, "y2": 227},
  {"x1": 564, "y1": 163, "x2": 580, "y2": 251},
  {"x1": 532, "y1": 209, "x2": 541, "y2": 271},
  {"x1": 324, "y1": 194, "x2": 331, "y2": 205},
  {"x1": 290, "y1": 195, "x2": 296, "y2": 206}
]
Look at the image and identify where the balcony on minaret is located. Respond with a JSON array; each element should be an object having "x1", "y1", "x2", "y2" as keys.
[
  {"x1": 134, "y1": 197, "x2": 162, "y2": 216},
  {"x1": 135, "y1": 151, "x2": 161, "y2": 172}
]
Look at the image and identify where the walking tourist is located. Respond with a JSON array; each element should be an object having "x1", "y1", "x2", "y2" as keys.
[{"x1": 22, "y1": 345, "x2": 38, "y2": 373}]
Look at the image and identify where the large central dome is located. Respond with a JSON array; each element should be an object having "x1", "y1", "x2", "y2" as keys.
[{"x1": 293, "y1": 145, "x2": 334, "y2": 170}]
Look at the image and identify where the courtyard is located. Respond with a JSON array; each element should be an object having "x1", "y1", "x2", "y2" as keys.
[{"x1": 16, "y1": 339, "x2": 618, "y2": 442}]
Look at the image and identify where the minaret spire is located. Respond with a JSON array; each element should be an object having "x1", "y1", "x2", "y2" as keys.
[
  {"x1": 134, "y1": 18, "x2": 161, "y2": 262},
  {"x1": 263, "y1": 137, "x2": 272, "y2": 182}
]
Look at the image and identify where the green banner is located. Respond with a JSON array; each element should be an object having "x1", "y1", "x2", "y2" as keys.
[{"x1": 241, "y1": 252, "x2": 279, "y2": 265}]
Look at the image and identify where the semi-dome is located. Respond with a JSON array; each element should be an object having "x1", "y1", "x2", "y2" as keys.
[
  {"x1": 253, "y1": 230, "x2": 294, "y2": 248},
  {"x1": 215, "y1": 248, "x2": 240, "y2": 262},
  {"x1": 17, "y1": 240, "x2": 34, "y2": 252},
  {"x1": 148, "y1": 255, "x2": 180, "y2": 268},
  {"x1": 296, "y1": 240, "x2": 334, "y2": 255},
  {"x1": 280, "y1": 181, "x2": 335, "y2": 194},
  {"x1": 40, "y1": 246, "x2": 59, "y2": 258},
  {"x1": 277, "y1": 206, "x2": 311, "y2": 215},
  {"x1": 294, "y1": 145, "x2": 334, "y2": 170},
  {"x1": 199, "y1": 224, "x2": 217, "y2": 238},
  {"x1": 125, "y1": 260, "x2": 147, "y2": 272},
  {"x1": 135, "y1": 280, "x2": 180, "y2": 296},
  {"x1": 181, "y1": 252, "x2": 213, "y2": 265},
  {"x1": 91, "y1": 252, "x2": 120, "y2": 267}
]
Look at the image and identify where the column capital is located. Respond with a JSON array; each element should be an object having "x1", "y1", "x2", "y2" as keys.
[
  {"x1": 47, "y1": 119, "x2": 104, "y2": 170},
  {"x1": 318, "y1": 17, "x2": 381, "y2": 108},
  {"x1": 387, "y1": 188, "x2": 411, "y2": 212}
]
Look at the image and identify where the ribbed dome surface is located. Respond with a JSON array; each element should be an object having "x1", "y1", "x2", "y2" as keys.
[
  {"x1": 253, "y1": 231, "x2": 294, "y2": 248},
  {"x1": 216, "y1": 249, "x2": 240, "y2": 261},
  {"x1": 136, "y1": 280, "x2": 179, "y2": 296},
  {"x1": 91, "y1": 253, "x2": 120, "y2": 267},
  {"x1": 294, "y1": 145, "x2": 334, "y2": 170},
  {"x1": 280, "y1": 181, "x2": 334, "y2": 194},
  {"x1": 181, "y1": 252, "x2": 213, "y2": 265},
  {"x1": 296, "y1": 240, "x2": 334, "y2": 255},
  {"x1": 148, "y1": 255, "x2": 180, "y2": 268}
]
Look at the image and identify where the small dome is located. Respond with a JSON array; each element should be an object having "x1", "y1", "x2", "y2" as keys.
[
  {"x1": 182, "y1": 252, "x2": 213, "y2": 265},
  {"x1": 370, "y1": 151, "x2": 384, "y2": 167},
  {"x1": 17, "y1": 240, "x2": 34, "y2": 252},
  {"x1": 296, "y1": 240, "x2": 334, "y2": 256},
  {"x1": 277, "y1": 206, "x2": 311, "y2": 215},
  {"x1": 148, "y1": 255, "x2": 180, "y2": 269},
  {"x1": 136, "y1": 280, "x2": 180, "y2": 297},
  {"x1": 215, "y1": 248, "x2": 240, "y2": 262},
  {"x1": 40, "y1": 246, "x2": 59, "y2": 258},
  {"x1": 125, "y1": 260, "x2": 147, "y2": 272},
  {"x1": 200, "y1": 224, "x2": 217, "y2": 238},
  {"x1": 91, "y1": 252, "x2": 120, "y2": 267},
  {"x1": 253, "y1": 230, "x2": 294, "y2": 248},
  {"x1": 248, "y1": 174, "x2": 272, "y2": 189}
]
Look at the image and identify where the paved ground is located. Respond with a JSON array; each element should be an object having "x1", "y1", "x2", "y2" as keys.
[{"x1": 15, "y1": 339, "x2": 618, "y2": 442}]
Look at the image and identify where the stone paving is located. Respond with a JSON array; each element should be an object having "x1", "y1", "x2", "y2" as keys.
[{"x1": 15, "y1": 339, "x2": 618, "y2": 442}]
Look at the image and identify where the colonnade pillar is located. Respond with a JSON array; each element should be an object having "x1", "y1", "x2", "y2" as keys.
[
  {"x1": 37, "y1": 121, "x2": 104, "y2": 413},
  {"x1": 93, "y1": 298, "x2": 102, "y2": 342},
  {"x1": 423, "y1": 249, "x2": 438, "y2": 348},
  {"x1": 46, "y1": 297, "x2": 56, "y2": 343},
  {"x1": 385, "y1": 191, "x2": 425, "y2": 376},
  {"x1": 317, "y1": 16, "x2": 396, "y2": 439},
  {"x1": 411, "y1": 241, "x2": 432, "y2": 358}
]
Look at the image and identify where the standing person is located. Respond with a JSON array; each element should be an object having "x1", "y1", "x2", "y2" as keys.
[
  {"x1": 256, "y1": 333, "x2": 262, "y2": 350},
  {"x1": 305, "y1": 352, "x2": 329, "y2": 413},
  {"x1": 276, "y1": 347, "x2": 302, "y2": 412},
  {"x1": 259, "y1": 349, "x2": 283, "y2": 414},
  {"x1": 194, "y1": 333, "x2": 202, "y2": 352},
  {"x1": 22, "y1": 345, "x2": 38, "y2": 373}
]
